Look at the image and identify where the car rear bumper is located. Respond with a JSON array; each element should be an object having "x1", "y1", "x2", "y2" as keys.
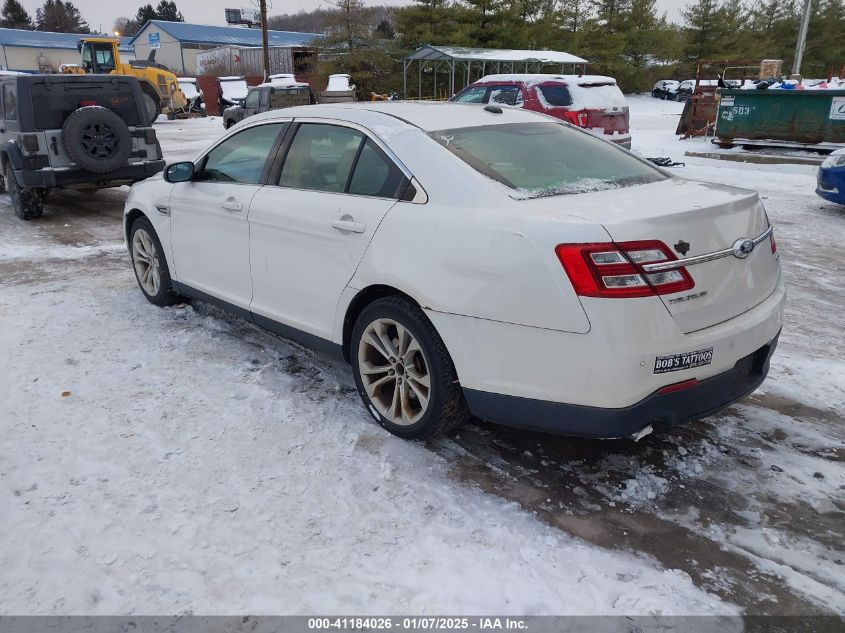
[
  {"x1": 15, "y1": 160, "x2": 165, "y2": 188},
  {"x1": 426, "y1": 271, "x2": 785, "y2": 435},
  {"x1": 612, "y1": 136, "x2": 632, "y2": 150},
  {"x1": 463, "y1": 332, "x2": 778, "y2": 438}
]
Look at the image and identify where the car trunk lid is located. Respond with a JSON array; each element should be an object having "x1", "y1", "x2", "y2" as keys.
[{"x1": 548, "y1": 179, "x2": 781, "y2": 333}]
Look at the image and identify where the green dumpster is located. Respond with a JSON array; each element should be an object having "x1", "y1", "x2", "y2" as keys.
[{"x1": 714, "y1": 89, "x2": 845, "y2": 148}]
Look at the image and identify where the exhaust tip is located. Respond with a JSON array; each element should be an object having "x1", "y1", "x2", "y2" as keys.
[{"x1": 629, "y1": 424, "x2": 654, "y2": 442}]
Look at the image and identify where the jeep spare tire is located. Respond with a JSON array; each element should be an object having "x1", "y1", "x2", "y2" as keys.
[{"x1": 62, "y1": 106, "x2": 132, "y2": 174}]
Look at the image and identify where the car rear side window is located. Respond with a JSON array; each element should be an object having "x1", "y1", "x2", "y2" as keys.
[
  {"x1": 430, "y1": 122, "x2": 665, "y2": 198},
  {"x1": 348, "y1": 139, "x2": 406, "y2": 198},
  {"x1": 538, "y1": 85, "x2": 572, "y2": 107},
  {"x1": 3, "y1": 84, "x2": 17, "y2": 120},
  {"x1": 279, "y1": 123, "x2": 364, "y2": 192},
  {"x1": 198, "y1": 123, "x2": 286, "y2": 184}
]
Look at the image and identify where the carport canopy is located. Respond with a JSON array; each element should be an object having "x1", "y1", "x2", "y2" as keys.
[{"x1": 403, "y1": 45, "x2": 589, "y2": 99}]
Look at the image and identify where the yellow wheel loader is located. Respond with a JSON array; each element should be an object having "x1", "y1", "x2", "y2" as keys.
[{"x1": 64, "y1": 38, "x2": 188, "y2": 124}]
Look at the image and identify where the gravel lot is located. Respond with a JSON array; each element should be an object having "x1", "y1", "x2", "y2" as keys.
[{"x1": 0, "y1": 97, "x2": 842, "y2": 619}]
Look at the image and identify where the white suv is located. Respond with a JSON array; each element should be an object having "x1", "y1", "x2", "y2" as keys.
[{"x1": 124, "y1": 103, "x2": 784, "y2": 440}]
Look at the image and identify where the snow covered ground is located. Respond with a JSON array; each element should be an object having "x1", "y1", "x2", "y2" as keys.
[{"x1": 0, "y1": 99, "x2": 842, "y2": 617}]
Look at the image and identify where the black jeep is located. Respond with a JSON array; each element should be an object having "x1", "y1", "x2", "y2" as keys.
[{"x1": 0, "y1": 74, "x2": 165, "y2": 220}]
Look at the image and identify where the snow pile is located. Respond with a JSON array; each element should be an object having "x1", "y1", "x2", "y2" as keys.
[
  {"x1": 615, "y1": 467, "x2": 670, "y2": 504},
  {"x1": 220, "y1": 77, "x2": 248, "y2": 102},
  {"x1": 177, "y1": 79, "x2": 200, "y2": 100},
  {"x1": 326, "y1": 74, "x2": 354, "y2": 91}
]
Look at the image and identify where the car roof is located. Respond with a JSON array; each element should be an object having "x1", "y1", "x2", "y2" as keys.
[
  {"x1": 472, "y1": 73, "x2": 617, "y2": 86},
  {"x1": 248, "y1": 101, "x2": 550, "y2": 132}
]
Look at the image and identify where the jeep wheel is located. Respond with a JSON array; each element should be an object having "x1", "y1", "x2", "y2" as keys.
[
  {"x1": 3, "y1": 162, "x2": 44, "y2": 220},
  {"x1": 62, "y1": 106, "x2": 132, "y2": 174}
]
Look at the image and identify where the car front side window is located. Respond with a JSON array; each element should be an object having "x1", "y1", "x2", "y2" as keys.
[
  {"x1": 197, "y1": 123, "x2": 285, "y2": 184},
  {"x1": 244, "y1": 90, "x2": 261, "y2": 109},
  {"x1": 278, "y1": 123, "x2": 364, "y2": 193}
]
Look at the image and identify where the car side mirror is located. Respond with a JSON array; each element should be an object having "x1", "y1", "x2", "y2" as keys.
[{"x1": 165, "y1": 161, "x2": 194, "y2": 183}]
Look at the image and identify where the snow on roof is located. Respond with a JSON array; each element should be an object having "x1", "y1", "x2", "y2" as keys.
[
  {"x1": 131, "y1": 20, "x2": 323, "y2": 48},
  {"x1": 405, "y1": 45, "x2": 588, "y2": 65},
  {"x1": 477, "y1": 73, "x2": 616, "y2": 85},
  {"x1": 0, "y1": 28, "x2": 133, "y2": 52}
]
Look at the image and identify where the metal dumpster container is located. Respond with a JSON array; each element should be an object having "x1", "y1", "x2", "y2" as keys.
[{"x1": 714, "y1": 89, "x2": 845, "y2": 149}]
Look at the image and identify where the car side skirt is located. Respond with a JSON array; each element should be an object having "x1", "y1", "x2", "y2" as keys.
[
  {"x1": 463, "y1": 332, "x2": 779, "y2": 439},
  {"x1": 172, "y1": 282, "x2": 344, "y2": 361}
]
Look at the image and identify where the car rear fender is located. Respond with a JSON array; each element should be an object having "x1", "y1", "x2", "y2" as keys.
[{"x1": 348, "y1": 202, "x2": 604, "y2": 335}]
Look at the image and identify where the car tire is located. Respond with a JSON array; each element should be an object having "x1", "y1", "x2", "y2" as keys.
[
  {"x1": 351, "y1": 296, "x2": 470, "y2": 440},
  {"x1": 129, "y1": 216, "x2": 181, "y2": 307},
  {"x1": 142, "y1": 91, "x2": 161, "y2": 125},
  {"x1": 4, "y1": 162, "x2": 44, "y2": 220},
  {"x1": 62, "y1": 106, "x2": 132, "y2": 174}
]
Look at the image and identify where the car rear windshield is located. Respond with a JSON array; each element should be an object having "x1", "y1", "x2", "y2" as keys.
[
  {"x1": 429, "y1": 122, "x2": 665, "y2": 198},
  {"x1": 31, "y1": 82, "x2": 142, "y2": 129}
]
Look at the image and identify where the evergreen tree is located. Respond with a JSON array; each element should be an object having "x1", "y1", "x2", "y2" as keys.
[
  {"x1": 0, "y1": 0, "x2": 33, "y2": 29},
  {"x1": 373, "y1": 18, "x2": 395, "y2": 39},
  {"x1": 462, "y1": 0, "x2": 507, "y2": 47},
  {"x1": 394, "y1": 0, "x2": 457, "y2": 49},
  {"x1": 556, "y1": 0, "x2": 593, "y2": 34},
  {"x1": 133, "y1": 3, "x2": 157, "y2": 28},
  {"x1": 35, "y1": 0, "x2": 89, "y2": 33},
  {"x1": 681, "y1": 0, "x2": 722, "y2": 61},
  {"x1": 154, "y1": 0, "x2": 184, "y2": 22},
  {"x1": 802, "y1": 0, "x2": 845, "y2": 76}
]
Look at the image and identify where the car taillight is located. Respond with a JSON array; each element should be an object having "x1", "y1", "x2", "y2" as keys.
[
  {"x1": 555, "y1": 241, "x2": 695, "y2": 298},
  {"x1": 656, "y1": 378, "x2": 699, "y2": 395},
  {"x1": 562, "y1": 110, "x2": 588, "y2": 127},
  {"x1": 21, "y1": 134, "x2": 39, "y2": 152},
  {"x1": 770, "y1": 230, "x2": 777, "y2": 254}
]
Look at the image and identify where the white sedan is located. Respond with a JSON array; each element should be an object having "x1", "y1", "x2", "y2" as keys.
[{"x1": 124, "y1": 103, "x2": 785, "y2": 440}]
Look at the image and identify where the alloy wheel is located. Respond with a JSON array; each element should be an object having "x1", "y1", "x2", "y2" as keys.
[
  {"x1": 132, "y1": 228, "x2": 161, "y2": 296},
  {"x1": 80, "y1": 123, "x2": 119, "y2": 160},
  {"x1": 357, "y1": 318, "x2": 432, "y2": 426}
]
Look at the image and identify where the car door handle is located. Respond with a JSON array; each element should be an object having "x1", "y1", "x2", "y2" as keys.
[
  {"x1": 220, "y1": 198, "x2": 243, "y2": 212},
  {"x1": 331, "y1": 219, "x2": 366, "y2": 233}
]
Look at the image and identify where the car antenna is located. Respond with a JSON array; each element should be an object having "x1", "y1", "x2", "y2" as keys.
[{"x1": 484, "y1": 105, "x2": 502, "y2": 114}]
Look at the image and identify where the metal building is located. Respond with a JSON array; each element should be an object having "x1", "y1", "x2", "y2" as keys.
[
  {"x1": 195, "y1": 45, "x2": 308, "y2": 77},
  {"x1": 0, "y1": 28, "x2": 134, "y2": 73},
  {"x1": 130, "y1": 20, "x2": 324, "y2": 76},
  {"x1": 403, "y1": 45, "x2": 589, "y2": 99}
]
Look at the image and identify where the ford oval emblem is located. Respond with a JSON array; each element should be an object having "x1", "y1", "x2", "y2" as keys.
[{"x1": 732, "y1": 238, "x2": 755, "y2": 259}]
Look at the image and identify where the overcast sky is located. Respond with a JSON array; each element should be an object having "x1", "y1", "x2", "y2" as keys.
[{"x1": 20, "y1": 0, "x2": 688, "y2": 38}]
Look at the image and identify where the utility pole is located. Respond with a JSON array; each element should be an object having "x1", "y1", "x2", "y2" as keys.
[
  {"x1": 792, "y1": 0, "x2": 812, "y2": 77},
  {"x1": 259, "y1": 0, "x2": 270, "y2": 82}
]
